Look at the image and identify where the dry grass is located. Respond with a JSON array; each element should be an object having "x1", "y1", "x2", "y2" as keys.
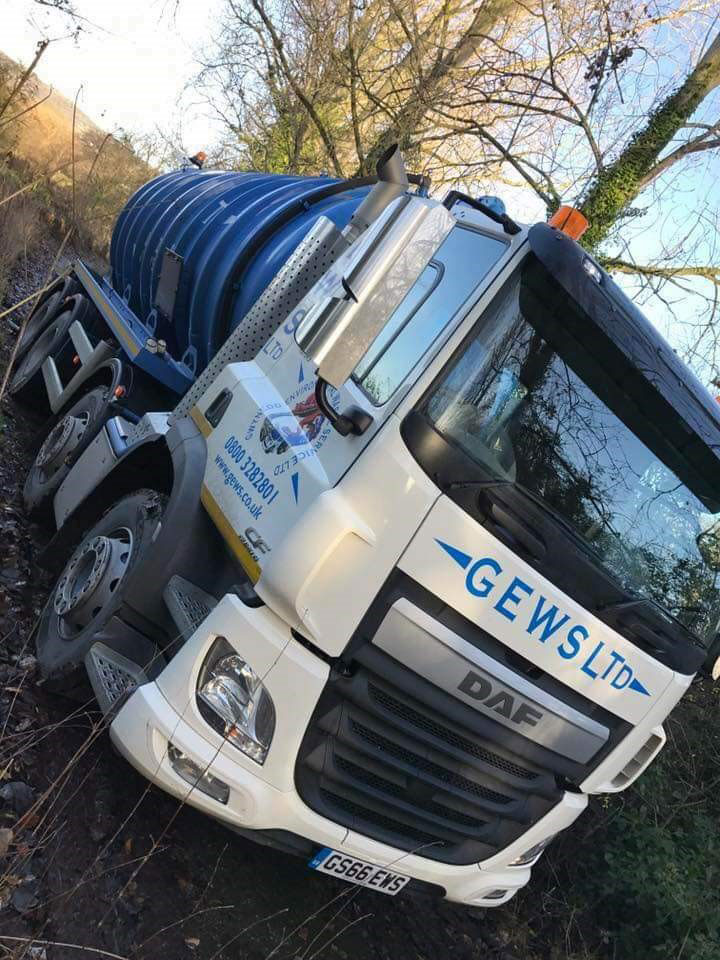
[
  {"x1": 0, "y1": 171, "x2": 43, "y2": 303},
  {"x1": 0, "y1": 48, "x2": 153, "y2": 298}
]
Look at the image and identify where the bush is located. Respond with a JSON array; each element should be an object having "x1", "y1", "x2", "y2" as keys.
[{"x1": 585, "y1": 763, "x2": 720, "y2": 958}]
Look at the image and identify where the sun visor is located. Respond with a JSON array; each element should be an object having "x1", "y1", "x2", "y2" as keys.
[{"x1": 525, "y1": 223, "x2": 720, "y2": 510}]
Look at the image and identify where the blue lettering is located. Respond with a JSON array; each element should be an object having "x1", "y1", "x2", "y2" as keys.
[
  {"x1": 558, "y1": 624, "x2": 588, "y2": 660},
  {"x1": 612, "y1": 664, "x2": 633, "y2": 689},
  {"x1": 601, "y1": 650, "x2": 625, "y2": 679},
  {"x1": 284, "y1": 308, "x2": 306, "y2": 334},
  {"x1": 581, "y1": 641, "x2": 605, "y2": 679},
  {"x1": 466, "y1": 558, "x2": 502, "y2": 598},
  {"x1": 526, "y1": 597, "x2": 571, "y2": 643},
  {"x1": 494, "y1": 576, "x2": 534, "y2": 621},
  {"x1": 440, "y1": 540, "x2": 651, "y2": 698}
]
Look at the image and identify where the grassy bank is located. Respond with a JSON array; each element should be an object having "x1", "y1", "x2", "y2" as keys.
[{"x1": 0, "y1": 49, "x2": 152, "y2": 304}]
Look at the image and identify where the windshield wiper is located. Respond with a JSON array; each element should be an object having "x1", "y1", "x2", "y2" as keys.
[{"x1": 443, "y1": 475, "x2": 615, "y2": 568}]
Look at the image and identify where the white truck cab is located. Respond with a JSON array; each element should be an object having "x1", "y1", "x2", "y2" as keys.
[{"x1": 30, "y1": 158, "x2": 720, "y2": 908}]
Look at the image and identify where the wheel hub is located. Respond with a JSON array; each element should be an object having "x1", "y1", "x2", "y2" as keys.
[
  {"x1": 53, "y1": 527, "x2": 133, "y2": 637},
  {"x1": 35, "y1": 411, "x2": 89, "y2": 475}
]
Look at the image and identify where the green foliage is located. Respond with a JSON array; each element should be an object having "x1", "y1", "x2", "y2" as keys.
[
  {"x1": 581, "y1": 763, "x2": 720, "y2": 959},
  {"x1": 580, "y1": 38, "x2": 720, "y2": 250},
  {"x1": 505, "y1": 678, "x2": 720, "y2": 960}
]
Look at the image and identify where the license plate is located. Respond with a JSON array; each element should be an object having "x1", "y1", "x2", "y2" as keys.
[{"x1": 308, "y1": 847, "x2": 410, "y2": 896}]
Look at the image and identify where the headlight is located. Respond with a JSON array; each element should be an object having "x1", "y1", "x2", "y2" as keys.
[{"x1": 196, "y1": 637, "x2": 276, "y2": 765}]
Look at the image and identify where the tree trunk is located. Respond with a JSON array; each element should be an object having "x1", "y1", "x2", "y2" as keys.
[
  {"x1": 358, "y1": 0, "x2": 523, "y2": 174},
  {"x1": 0, "y1": 40, "x2": 49, "y2": 124},
  {"x1": 579, "y1": 31, "x2": 720, "y2": 250}
]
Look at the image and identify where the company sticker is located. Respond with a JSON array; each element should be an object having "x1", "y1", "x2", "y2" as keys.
[{"x1": 435, "y1": 538, "x2": 651, "y2": 700}]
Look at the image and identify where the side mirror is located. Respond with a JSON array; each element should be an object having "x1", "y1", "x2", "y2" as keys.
[{"x1": 296, "y1": 196, "x2": 454, "y2": 389}]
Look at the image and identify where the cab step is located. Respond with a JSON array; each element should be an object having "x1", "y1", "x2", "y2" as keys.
[
  {"x1": 85, "y1": 642, "x2": 150, "y2": 715},
  {"x1": 163, "y1": 575, "x2": 218, "y2": 642}
]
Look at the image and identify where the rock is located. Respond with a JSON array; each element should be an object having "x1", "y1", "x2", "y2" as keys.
[
  {"x1": 0, "y1": 884, "x2": 12, "y2": 910},
  {"x1": 89, "y1": 780, "x2": 115, "y2": 842},
  {"x1": 11, "y1": 880, "x2": 39, "y2": 914},
  {"x1": 0, "y1": 781, "x2": 34, "y2": 815}
]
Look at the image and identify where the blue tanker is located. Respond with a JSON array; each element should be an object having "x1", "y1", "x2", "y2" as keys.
[{"x1": 8, "y1": 148, "x2": 426, "y2": 513}]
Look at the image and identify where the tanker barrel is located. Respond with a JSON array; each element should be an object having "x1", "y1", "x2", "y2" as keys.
[{"x1": 108, "y1": 170, "x2": 373, "y2": 377}]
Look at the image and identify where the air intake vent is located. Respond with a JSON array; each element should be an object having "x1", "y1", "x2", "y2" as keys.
[{"x1": 610, "y1": 727, "x2": 665, "y2": 789}]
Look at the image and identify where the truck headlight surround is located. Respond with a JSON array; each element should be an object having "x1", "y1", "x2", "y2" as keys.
[
  {"x1": 167, "y1": 743, "x2": 230, "y2": 804},
  {"x1": 508, "y1": 834, "x2": 555, "y2": 867},
  {"x1": 196, "y1": 637, "x2": 276, "y2": 765}
]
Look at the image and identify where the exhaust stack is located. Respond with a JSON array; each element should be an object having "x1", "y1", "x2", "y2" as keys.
[{"x1": 342, "y1": 144, "x2": 410, "y2": 244}]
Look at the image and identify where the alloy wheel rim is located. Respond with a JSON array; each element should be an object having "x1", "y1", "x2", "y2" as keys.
[
  {"x1": 53, "y1": 526, "x2": 134, "y2": 639},
  {"x1": 11, "y1": 309, "x2": 71, "y2": 387},
  {"x1": 35, "y1": 410, "x2": 91, "y2": 478}
]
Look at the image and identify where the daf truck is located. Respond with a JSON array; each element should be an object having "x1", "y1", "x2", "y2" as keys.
[{"x1": 10, "y1": 147, "x2": 720, "y2": 907}]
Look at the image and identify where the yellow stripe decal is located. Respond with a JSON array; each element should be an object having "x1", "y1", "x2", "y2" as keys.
[
  {"x1": 200, "y1": 485, "x2": 261, "y2": 584},
  {"x1": 104, "y1": 308, "x2": 141, "y2": 356},
  {"x1": 190, "y1": 405, "x2": 212, "y2": 438}
]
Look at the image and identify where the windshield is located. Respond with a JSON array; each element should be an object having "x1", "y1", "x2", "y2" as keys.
[{"x1": 422, "y1": 260, "x2": 720, "y2": 647}]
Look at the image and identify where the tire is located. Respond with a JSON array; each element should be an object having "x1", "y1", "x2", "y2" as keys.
[
  {"x1": 36, "y1": 489, "x2": 167, "y2": 696},
  {"x1": 23, "y1": 385, "x2": 113, "y2": 519},
  {"x1": 15, "y1": 275, "x2": 79, "y2": 361},
  {"x1": 8, "y1": 294, "x2": 91, "y2": 407}
]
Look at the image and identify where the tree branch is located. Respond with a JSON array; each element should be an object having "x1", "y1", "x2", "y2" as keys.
[{"x1": 241, "y1": 0, "x2": 345, "y2": 176}]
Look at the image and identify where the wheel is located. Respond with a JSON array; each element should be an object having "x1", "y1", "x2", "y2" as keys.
[
  {"x1": 23, "y1": 386, "x2": 113, "y2": 519},
  {"x1": 15, "y1": 275, "x2": 79, "y2": 361},
  {"x1": 36, "y1": 489, "x2": 167, "y2": 696},
  {"x1": 8, "y1": 294, "x2": 90, "y2": 407}
]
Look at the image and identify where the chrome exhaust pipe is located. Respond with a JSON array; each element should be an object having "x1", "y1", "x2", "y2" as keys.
[{"x1": 342, "y1": 144, "x2": 410, "y2": 243}]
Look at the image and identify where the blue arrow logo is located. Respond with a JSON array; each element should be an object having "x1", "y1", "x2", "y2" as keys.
[
  {"x1": 435, "y1": 538, "x2": 472, "y2": 569},
  {"x1": 629, "y1": 677, "x2": 650, "y2": 696}
]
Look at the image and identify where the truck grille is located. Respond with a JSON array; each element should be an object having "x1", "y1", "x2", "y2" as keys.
[{"x1": 295, "y1": 645, "x2": 563, "y2": 865}]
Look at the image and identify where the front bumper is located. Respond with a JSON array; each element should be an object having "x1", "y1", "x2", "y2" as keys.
[{"x1": 110, "y1": 595, "x2": 587, "y2": 906}]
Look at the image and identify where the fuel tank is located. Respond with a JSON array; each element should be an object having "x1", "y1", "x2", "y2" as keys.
[{"x1": 109, "y1": 169, "x2": 371, "y2": 376}]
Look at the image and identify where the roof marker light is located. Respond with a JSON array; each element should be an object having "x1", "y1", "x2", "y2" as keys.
[{"x1": 549, "y1": 205, "x2": 589, "y2": 240}]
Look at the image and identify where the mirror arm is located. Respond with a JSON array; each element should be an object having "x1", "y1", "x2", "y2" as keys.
[{"x1": 315, "y1": 377, "x2": 374, "y2": 438}]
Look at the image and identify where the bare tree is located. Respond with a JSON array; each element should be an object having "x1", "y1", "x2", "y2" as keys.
[
  {"x1": 197, "y1": 0, "x2": 720, "y2": 373},
  {"x1": 197, "y1": 0, "x2": 539, "y2": 176},
  {"x1": 0, "y1": 40, "x2": 49, "y2": 125}
]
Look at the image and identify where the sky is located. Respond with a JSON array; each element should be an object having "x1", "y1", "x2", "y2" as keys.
[{"x1": 0, "y1": 0, "x2": 222, "y2": 154}]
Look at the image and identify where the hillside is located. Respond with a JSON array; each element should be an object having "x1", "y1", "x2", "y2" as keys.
[
  {"x1": 0, "y1": 49, "x2": 153, "y2": 300},
  {"x1": 0, "y1": 50, "x2": 101, "y2": 151}
]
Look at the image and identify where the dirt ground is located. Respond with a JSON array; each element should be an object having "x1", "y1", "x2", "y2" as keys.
[{"x1": 0, "y1": 254, "x2": 549, "y2": 960}]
